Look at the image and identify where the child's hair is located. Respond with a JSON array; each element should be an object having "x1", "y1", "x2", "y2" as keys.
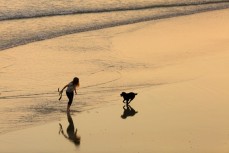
[{"x1": 73, "y1": 77, "x2": 79, "y2": 87}]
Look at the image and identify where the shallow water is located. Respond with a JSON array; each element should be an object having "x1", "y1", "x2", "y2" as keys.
[{"x1": 0, "y1": 25, "x2": 154, "y2": 134}]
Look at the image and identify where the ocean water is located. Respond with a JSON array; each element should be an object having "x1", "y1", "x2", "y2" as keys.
[
  {"x1": 0, "y1": 0, "x2": 229, "y2": 134},
  {"x1": 1, "y1": 0, "x2": 229, "y2": 51}
]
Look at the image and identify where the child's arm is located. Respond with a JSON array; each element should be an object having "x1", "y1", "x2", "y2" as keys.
[
  {"x1": 60, "y1": 84, "x2": 68, "y2": 93},
  {"x1": 74, "y1": 87, "x2": 77, "y2": 94}
]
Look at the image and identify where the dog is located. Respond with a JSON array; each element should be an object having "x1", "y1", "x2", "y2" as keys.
[{"x1": 120, "y1": 92, "x2": 137, "y2": 104}]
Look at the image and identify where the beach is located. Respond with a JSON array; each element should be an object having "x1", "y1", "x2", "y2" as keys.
[{"x1": 1, "y1": 8, "x2": 229, "y2": 153}]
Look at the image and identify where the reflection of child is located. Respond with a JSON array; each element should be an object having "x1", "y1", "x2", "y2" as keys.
[
  {"x1": 59, "y1": 77, "x2": 80, "y2": 112},
  {"x1": 59, "y1": 111, "x2": 81, "y2": 145}
]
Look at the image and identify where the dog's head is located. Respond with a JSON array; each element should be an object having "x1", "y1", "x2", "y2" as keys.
[{"x1": 120, "y1": 92, "x2": 126, "y2": 97}]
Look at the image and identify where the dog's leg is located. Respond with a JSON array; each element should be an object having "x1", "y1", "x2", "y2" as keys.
[
  {"x1": 128, "y1": 99, "x2": 132, "y2": 105},
  {"x1": 125, "y1": 99, "x2": 129, "y2": 105}
]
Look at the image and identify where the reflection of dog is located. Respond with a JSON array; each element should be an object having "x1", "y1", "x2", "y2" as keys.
[
  {"x1": 120, "y1": 92, "x2": 137, "y2": 104},
  {"x1": 121, "y1": 105, "x2": 138, "y2": 119}
]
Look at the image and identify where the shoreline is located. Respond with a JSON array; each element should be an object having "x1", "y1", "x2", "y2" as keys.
[
  {"x1": 1, "y1": 5, "x2": 229, "y2": 51},
  {"x1": 1, "y1": 8, "x2": 229, "y2": 152}
]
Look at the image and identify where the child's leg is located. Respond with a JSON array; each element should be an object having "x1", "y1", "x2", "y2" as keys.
[{"x1": 66, "y1": 92, "x2": 74, "y2": 111}]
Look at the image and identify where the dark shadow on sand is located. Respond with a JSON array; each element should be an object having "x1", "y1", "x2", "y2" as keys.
[
  {"x1": 59, "y1": 111, "x2": 81, "y2": 146},
  {"x1": 121, "y1": 104, "x2": 138, "y2": 119}
]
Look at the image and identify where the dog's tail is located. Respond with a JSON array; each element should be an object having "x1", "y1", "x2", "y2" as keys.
[{"x1": 135, "y1": 93, "x2": 138, "y2": 95}]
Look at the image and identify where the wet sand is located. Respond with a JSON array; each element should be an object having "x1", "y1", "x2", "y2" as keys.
[{"x1": 1, "y1": 9, "x2": 229, "y2": 153}]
